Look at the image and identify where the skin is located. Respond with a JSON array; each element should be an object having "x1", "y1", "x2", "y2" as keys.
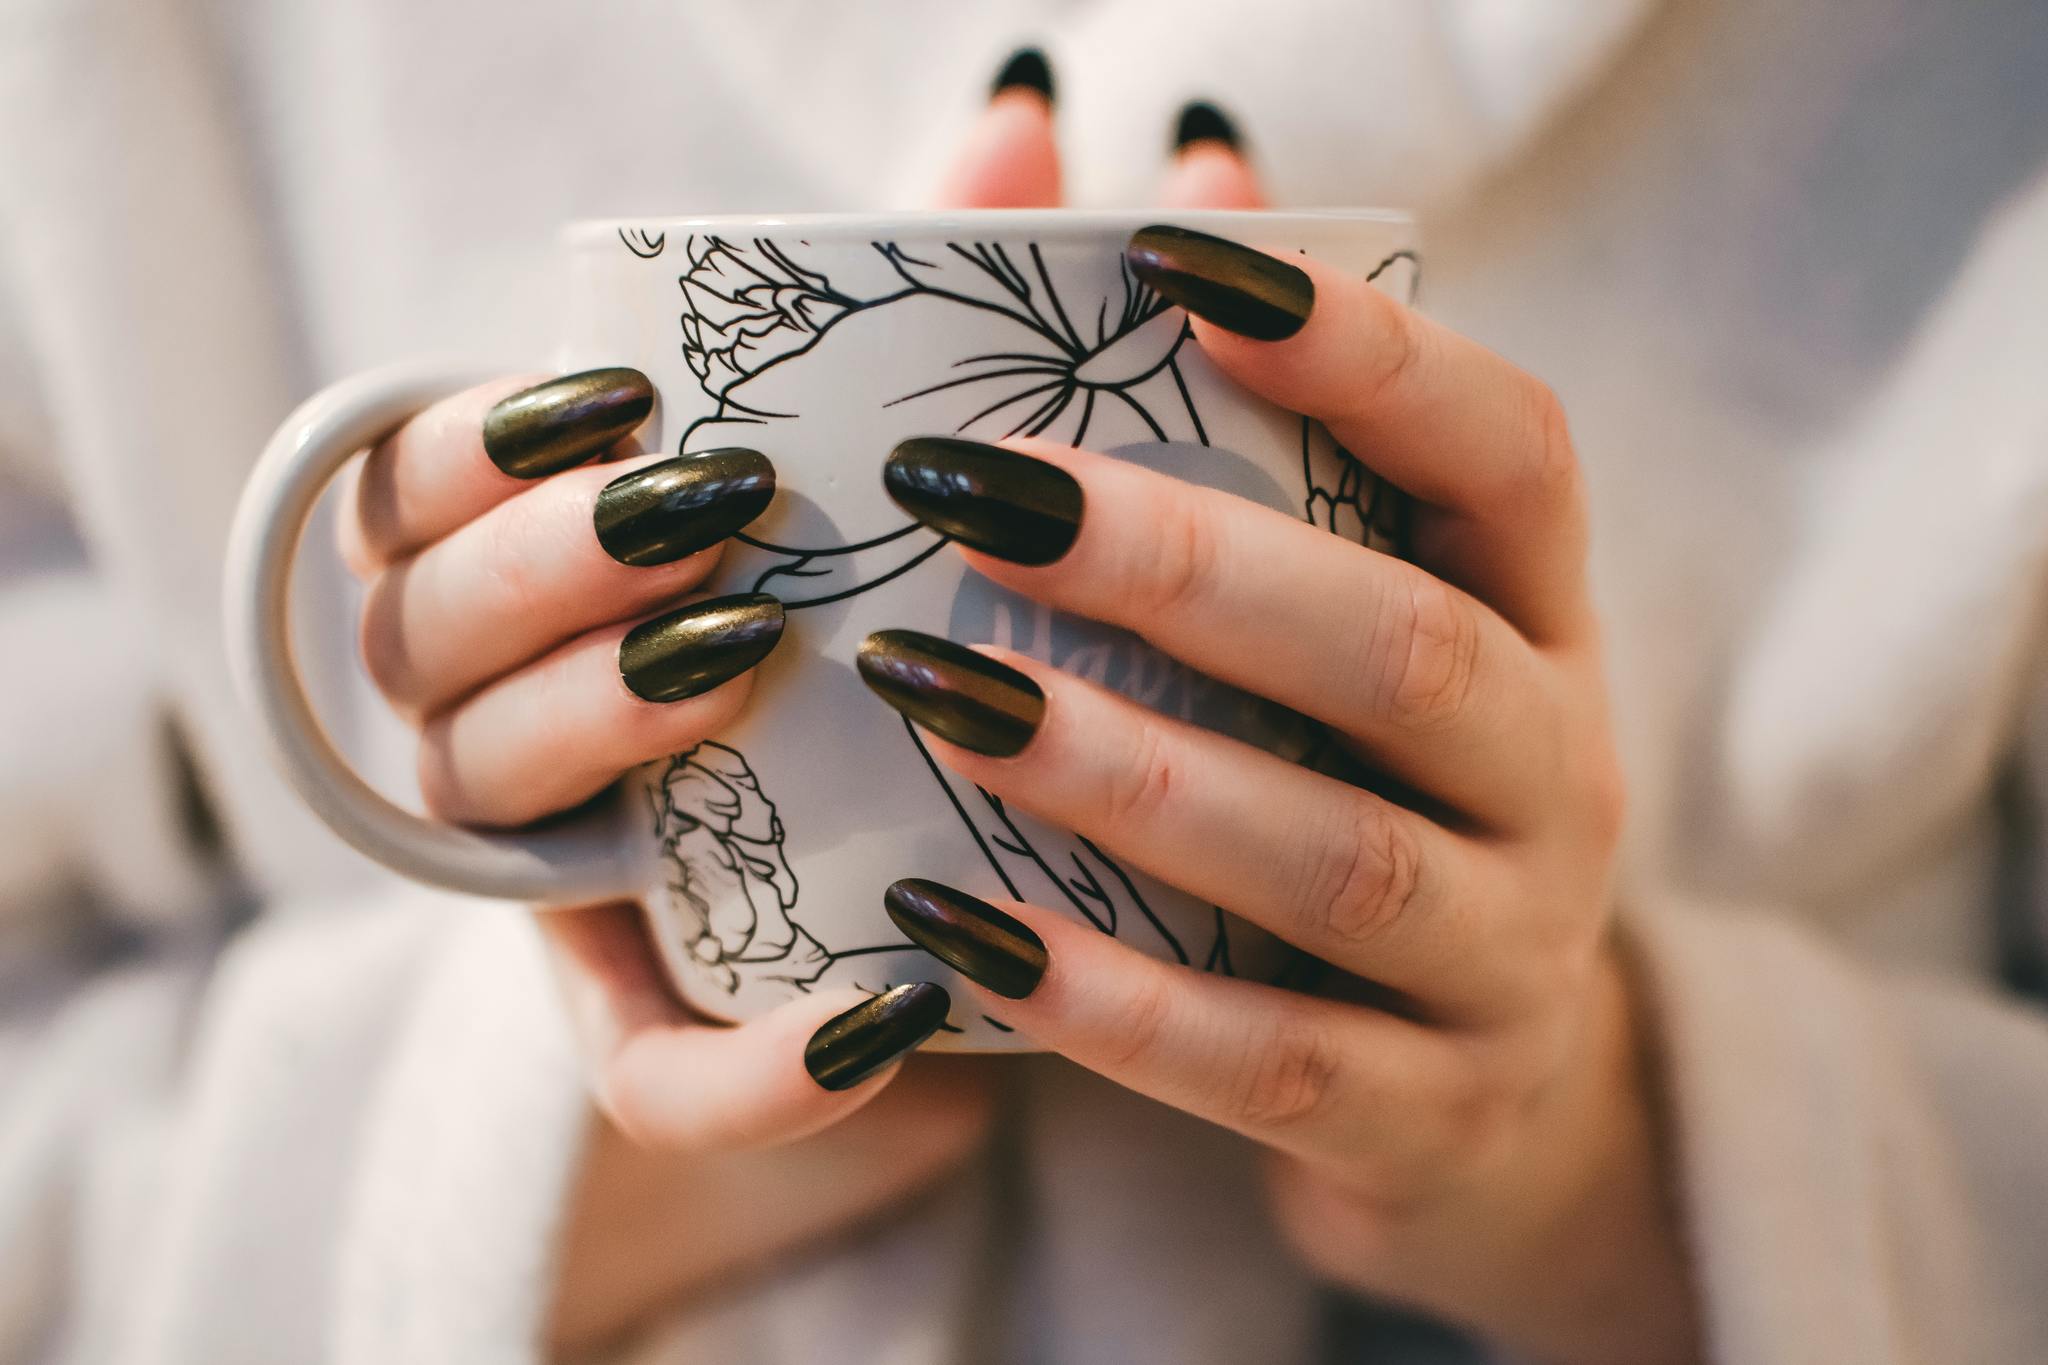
[{"x1": 337, "y1": 82, "x2": 1697, "y2": 1363}]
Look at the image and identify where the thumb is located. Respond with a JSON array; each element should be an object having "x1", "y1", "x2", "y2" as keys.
[
  {"x1": 537, "y1": 900, "x2": 952, "y2": 1152},
  {"x1": 1157, "y1": 99, "x2": 1267, "y2": 210},
  {"x1": 932, "y1": 47, "x2": 1062, "y2": 209}
]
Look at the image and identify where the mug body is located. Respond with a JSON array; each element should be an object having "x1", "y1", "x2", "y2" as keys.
[{"x1": 559, "y1": 210, "x2": 1416, "y2": 1049}]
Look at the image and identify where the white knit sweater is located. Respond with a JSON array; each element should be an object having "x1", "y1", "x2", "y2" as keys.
[{"x1": 2, "y1": 1, "x2": 2046, "y2": 1361}]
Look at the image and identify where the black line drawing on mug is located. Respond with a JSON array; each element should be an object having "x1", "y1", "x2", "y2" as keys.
[
  {"x1": 648, "y1": 742, "x2": 830, "y2": 992},
  {"x1": 619, "y1": 227, "x2": 667, "y2": 259},
  {"x1": 670, "y1": 233, "x2": 1217, "y2": 611},
  {"x1": 643, "y1": 236, "x2": 1421, "y2": 1002},
  {"x1": 897, "y1": 715, "x2": 1226, "y2": 973}
]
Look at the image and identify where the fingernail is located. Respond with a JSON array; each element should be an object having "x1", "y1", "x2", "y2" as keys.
[
  {"x1": 595, "y1": 448, "x2": 775, "y2": 567},
  {"x1": 1126, "y1": 224, "x2": 1313, "y2": 342},
  {"x1": 884, "y1": 437, "x2": 1082, "y2": 566},
  {"x1": 619, "y1": 593, "x2": 784, "y2": 703},
  {"x1": 483, "y1": 368, "x2": 654, "y2": 479},
  {"x1": 991, "y1": 47, "x2": 1054, "y2": 104},
  {"x1": 886, "y1": 879, "x2": 1046, "y2": 1000},
  {"x1": 856, "y1": 630, "x2": 1044, "y2": 758},
  {"x1": 804, "y1": 982, "x2": 953, "y2": 1091},
  {"x1": 1172, "y1": 99, "x2": 1241, "y2": 153}
]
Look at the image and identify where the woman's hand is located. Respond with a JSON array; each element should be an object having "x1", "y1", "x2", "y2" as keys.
[
  {"x1": 333, "y1": 367, "x2": 993, "y2": 1347},
  {"x1": 865, "y1": 187, "x2": 1700, "y2": 1362},
  {"x1": 328, "y1": 56, "x2": 1090, "y2": 1349}
]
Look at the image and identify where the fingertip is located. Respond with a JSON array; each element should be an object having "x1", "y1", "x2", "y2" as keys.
[
  {"x1": 936, "y1": 50, "x2": 1061, "y2": 208},
  {"x1": 1159, "y1": 99, "x2": 1265, "y2": 210},
  {"x1": 1171, "y1": 99, "x2": 1240, "y2": 154},
  {"x1": 991, "y1": 46, "x2": 1054, "y2": 106},
  {"x1": 803, "y1": 982, "x2": 954, "y2": 1092},
  {"x1": 599, "y1": 987, "x2": 915, "y2": 1152}
]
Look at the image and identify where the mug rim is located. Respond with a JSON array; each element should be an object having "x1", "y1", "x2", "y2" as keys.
[{"x1": 565, "y1": 206, "x2": 1412, "y2": 246}]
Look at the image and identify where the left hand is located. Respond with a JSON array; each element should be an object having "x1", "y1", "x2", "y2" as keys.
[{"x1": 866, "y1": 130, "x2": 1699, "y2": 1364}]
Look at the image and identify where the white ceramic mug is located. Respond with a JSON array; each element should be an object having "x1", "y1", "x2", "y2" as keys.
[{"x1": 226, "y1": 209, "x2": 1417, "y2": 1049}]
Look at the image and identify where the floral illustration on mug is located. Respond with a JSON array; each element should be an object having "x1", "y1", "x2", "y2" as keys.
[
  {"x1": 674, "y1": 234, "x2": 1206, "y2": 448},
  {"x1": 634, "y1": 232, "x2": 1417, "y2": 999},
  {"x1": 648, "y1": 742, "x2": 829, "y2": 991}
]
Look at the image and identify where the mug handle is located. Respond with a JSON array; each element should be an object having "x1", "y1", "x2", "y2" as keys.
[{"x1": 223, "y1": 358, "x2": 643, "y2": 903}]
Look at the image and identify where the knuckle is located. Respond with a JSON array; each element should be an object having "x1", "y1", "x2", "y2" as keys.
[
  {"x1": 1264, "y1": 1158, "x2": 1405, "y2": 1279},
  {"x1": 1353, "y1": 293, "x2": 1430, "y2": 414},
  {"x1": 1137, "y1": 490, "x2": 1219, "y2": 621},
  {"x1": 1223, "y1": 1021, "x2": 1341, "y2": 1132},
  {"x1": 1309, "y1": 802, "x2": 1426, "y2": 951},
  {"x1": 356, "y1": 577, "x2": 422, "y2": 714},
  {"x1": 1100, "y1": 720, "x2": 1178, "y2": 831},
  {"x1": 414, "y1": 721, "x2": 472, "y2": 823},
  {"x1": 1101, "y1": 969, "x2": 1175, "y2": 1071},
  {"x1": 1425, "y1": 1054, "x2": 1520, "y2": 1175},
  {"x1": 1513, "y1": 378, "x2": 1580, "y2": 507},
  {"x1": 478, "y1": 498, "x2": 552, "y2": 625},
  {"x1": 1374, "y1": 577, "x2": 1481, "y2": 736},
  {"x1": 1582, "y1": 748, "x2": 1629, "y2": 851}
]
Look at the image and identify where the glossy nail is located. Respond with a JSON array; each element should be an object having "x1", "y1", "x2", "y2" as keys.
[
  {"x1": 856, "y1": 630, "x2": 1044, "y2": 758},
  {"x1": 804, "y1": 983, "x2": 953, "y2": 1091},
  {"x1": 886, "y1": 879, "x2": 1046, "y2": 1000},
  {"x1": 991, "y1": 47, "x2": 1053, "y2": 103},
  {"x1": 619, "y1": 593, "x2": 783, "y2": 703},
  {"x1": 595, "y1": 448, "x2": 775, "y2": 567},
  {"x1": 1126, "y1": 224, "x2": 1313, "y2": 342},
  {"x1": 483, "y1": 368, "x2": 655, "y2": 479},
  {"x1": 1172, "y1": 99, "x2": 1241, "y2": 153},
  {"x1": 884, "y1": 437, "x2": 1082, "y2": 566}
]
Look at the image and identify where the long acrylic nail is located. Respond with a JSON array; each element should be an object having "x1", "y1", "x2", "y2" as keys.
[
  {"x1": 1126, "y1": 224, "x2": 1313, "y2": 342},
  {"x1": 886, "y1": 879, "x2": 1046, "y2": 1000},
  {"x1": 619, "y1": 593, "x2": 784, "y2": 703},
  {"x1": 884, "y1": 437, "x2": 1082, "y2": 566},
  {"x1": 804, "y1": 983, "x2": 953, "y2": 1091},
  {"x1": 1172, "y1": 99, "x2": 1241, "y2": 153},
  {"x1": 595, "y1": 448, "x2": 775, "y2": 567},
  {"x1": 991, "y1": 47, "x2": 1053, "y2": 104},
  {"x1": 856, "y1": 630, "x2": 1044, "y2": 758},
  {"x1": 483, "y1": 368, "x2": 655, "y2": 479}
]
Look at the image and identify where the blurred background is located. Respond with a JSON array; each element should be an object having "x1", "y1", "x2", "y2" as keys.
[{"x1": 3, "y1": 1, "x2": 2046, "y2": 1361}]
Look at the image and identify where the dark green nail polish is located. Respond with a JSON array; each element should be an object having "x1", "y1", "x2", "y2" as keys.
[
  {"x1": 483, "y1": 367, "x2": 654, "y2": 479},
  {"x1": 886, "y1": 879, "x2": 1046, "y2": 1000},
  {"x1": 1172, "y1": 99, "x2": 1241, "y2": 153},
  {"x1": 856, "y1": 630, "x2": 1044, "y2": 758},
  {"x1": 992, "y1": 47, "x2": 1053, "y2": 103},
  {"x1": 1126, "y1": 224, "x2": 1313, "y2": 342},
  {"x1": 595, "y1": 448, "x2": 775, "y2": 567},
  {"x1": 619, "y1": 593, "x2": 784, "y2": 703},
  {"x1": 804, "y1": 983, "x2": 952, "y2": 1091},
  {"x1": 884, "y1": 437, "x2": 1082, "y2": 566}
]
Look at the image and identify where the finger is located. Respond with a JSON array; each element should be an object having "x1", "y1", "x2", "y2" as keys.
[
  {"x1": 359, "y1": 448, "x2": 773, "y2": 719},
  {"x1": 932, "y1": 47, "x2": 1061, "y2": 209},
  {"x1": 340, "y1": 368, "x2": 654, "y2": 574},
  {"x1": 882, "y1": 883, "x2": 1472, "y2": 1179},
  {"x1": 420, "y1": 594, "x2": 783, "y2": 826},
  {"x1": 538, "y1": 901, "x2": 951, "y2": 1150},
  {"x1": 1125, "y1": 229, "x2": 1591, "y2": 644},
  {"x1": 1157, "y1": 100, "x2": 1266, "y2": 210},
  {"x1": 880, "y1": 438, "x2": 1558, "y2": 828},
  {"x1": 857, "y1": 635, "x2": 1531, "y2": 1020}
]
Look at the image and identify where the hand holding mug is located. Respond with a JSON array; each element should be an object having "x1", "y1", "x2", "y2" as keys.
[{"x1": 228, "y1": 62, "x2": 1694, "y2": 1362}]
